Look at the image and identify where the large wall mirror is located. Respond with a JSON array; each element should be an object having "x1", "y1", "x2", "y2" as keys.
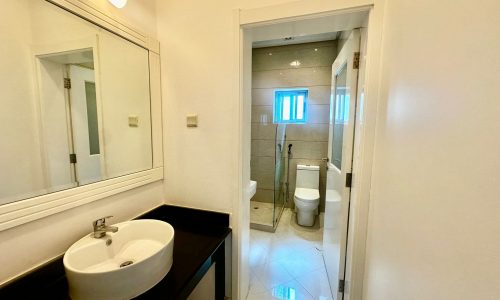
[{"x1": 0, "y1": 0, "x2": 154, "y2": 207}]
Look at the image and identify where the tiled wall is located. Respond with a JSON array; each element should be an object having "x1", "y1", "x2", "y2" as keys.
[{"x1": 250, "y1": 40, "x2": 337, "y2": 211}]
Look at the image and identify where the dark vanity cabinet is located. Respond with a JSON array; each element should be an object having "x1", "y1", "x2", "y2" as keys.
[{"x1": 0, "y1": 205, "x2": 231, "y2": 300}]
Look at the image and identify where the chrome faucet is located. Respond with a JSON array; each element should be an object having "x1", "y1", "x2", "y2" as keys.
[{"x1": 92, "y1": 216, "x2": 118, "y2": 238}]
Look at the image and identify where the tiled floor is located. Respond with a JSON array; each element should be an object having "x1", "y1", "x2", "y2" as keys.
[
  {"x1": 247, "y1": 209, "x2": 333, "y2": 300},
  {"x1": 250, "y1": 201, "x2": 274, "y2": 226}
]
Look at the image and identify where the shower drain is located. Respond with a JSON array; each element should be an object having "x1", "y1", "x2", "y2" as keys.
[{"x1": 119, "y1": 260, "x2": 134, "y2": 268}]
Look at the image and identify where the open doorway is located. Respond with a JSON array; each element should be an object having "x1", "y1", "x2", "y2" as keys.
[
  {"x1": 241, "y1": 8, "x2": 371, "y2": 300},
  {"x1": 34, "y1": 45, "x2": 105, "y2": 192}
]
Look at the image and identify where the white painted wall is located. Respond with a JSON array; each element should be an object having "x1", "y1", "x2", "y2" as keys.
[
  {"x1": 155, "y1": 2, "x2": 299, "y2": 298},
  {"x1": 155, "y1": 0, "x2": 302, "y2": 215},
  {"x1": 363, "y1": 0, "x2": 500, "y2": 299},
  {"x1": 86, "y1": 0, "x2": 158, "y2": 37},
  {"x1": 0, "y1": 0, "x2": 46, "y2": 202},
  {"x1": 38, "y1": 60, "x2": 74, "y2": 190},
  {"x1": 0, "y1": 0, "x2": 162, "y2": 285},
  {"x1": 98, "y1": 32, "x2": 153, "y2": 178}
]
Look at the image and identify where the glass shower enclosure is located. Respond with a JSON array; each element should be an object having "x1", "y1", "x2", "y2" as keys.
[{"x1": 250, "y1": 124, "x2": 288, "y2": 232}]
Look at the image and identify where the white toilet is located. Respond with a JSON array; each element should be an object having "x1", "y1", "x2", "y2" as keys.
[{"x1": 294, "y1": 165, "x2": 320, "y2": 226}]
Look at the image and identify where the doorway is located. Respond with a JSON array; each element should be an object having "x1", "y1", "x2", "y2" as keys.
[
  {"x1": 323, "y1": 29, "x2": 361, "y2": 299},
  {"x1": 66, "y1": 64, "x2": 103, "y2": 185},
  {"x1": 239, "y1": 6, "x2": 375, "y2": 300},
  {"x1": 35, "y1": 47, "x2": 105, "y2": 192}
]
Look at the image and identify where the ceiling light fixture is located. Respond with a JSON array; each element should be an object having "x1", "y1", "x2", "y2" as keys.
[{"x1": 108, "y1": 0, "x2": 128, "y2": 8}]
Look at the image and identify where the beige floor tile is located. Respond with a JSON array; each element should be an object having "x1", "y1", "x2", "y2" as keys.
[
  {"x1": 268, "y1": 279, "x2": 314, "y2": 300},
  {"x1": 295, "y1": 268, "x2": 333, "y2": 300},
  {"x1": 248, "y1": 209, "x2": 332, "y2": 300},
  {"x1": 253, "y1": 260, "x2": 294, "y2": 290}
]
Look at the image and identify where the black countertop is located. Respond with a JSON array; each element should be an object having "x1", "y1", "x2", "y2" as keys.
[{"x1": 0, "y1": 205, "x2": 231, "y2": 300}]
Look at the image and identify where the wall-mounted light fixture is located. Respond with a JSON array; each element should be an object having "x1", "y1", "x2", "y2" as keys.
[{"x1": 108, "y1": 0, "x2": 127, "y2": 8}]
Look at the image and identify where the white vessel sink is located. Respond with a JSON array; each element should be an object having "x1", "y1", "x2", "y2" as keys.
[{"x1": 64, "y1": 219, "x2": 174, "y2": 300}]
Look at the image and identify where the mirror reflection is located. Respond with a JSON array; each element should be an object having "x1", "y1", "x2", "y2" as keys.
[
  {"x1": 0, "y1": 0, "x2": 153, "y2": 205},
  {"x1": 331, "y1": 64, "x2": 348, "y2": 170}
]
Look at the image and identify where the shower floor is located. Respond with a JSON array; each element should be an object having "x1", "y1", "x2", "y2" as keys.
[{"x1": 250, "y1": 201, "x2": 274, "y2": 227}]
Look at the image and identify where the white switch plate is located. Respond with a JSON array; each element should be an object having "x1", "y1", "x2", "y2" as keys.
[
  {"x1": 187, "y1": 114, "x2": 198, "y2": 127},
  {"x1": 128, "y1": 115, "x2": 139, "y2": 127}
]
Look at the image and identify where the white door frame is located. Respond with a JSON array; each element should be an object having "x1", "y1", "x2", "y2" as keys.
[
  {"x1": 233, "y1": 1, "x2": 386, "y2": 299},
  {"x1": 32, "y1": 36, "x2": 103, "y2": 190},
  {"x1": 325, "y1": 29, "x2": 361, "y2": 300},
  {"x1": 67, "y1": 64, "x2": 103, "y2": 185}
]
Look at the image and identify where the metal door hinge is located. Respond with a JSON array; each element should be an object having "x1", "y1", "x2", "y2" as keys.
[
  {"x1": 353, "y1": 52, "x2": 360, "y2": 69},
  {"x1": 64, "y1": 78, "x2": 71, "y2": 89},
  {"x1": 345, "y1": 173, "x2": 353, "y2": 188},
  {"x1": 338, "y1": 279, "x2": 345, "y2": 293},
  {"x1": 69, "y1": 153, "x2": 77, "y2": 164}
]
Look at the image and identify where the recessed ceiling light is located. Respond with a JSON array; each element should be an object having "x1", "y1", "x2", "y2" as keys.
[{"x1": 108, "y1": 0, "x2": 127, "y2": 8}]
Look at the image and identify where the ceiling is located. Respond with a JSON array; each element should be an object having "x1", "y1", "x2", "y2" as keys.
[
  {"x1": 252, "y1": 31, "x2": 339, "y2": 48},
  {"x1": 250, "y1": 10, "x2": 369, "y2": 48}
]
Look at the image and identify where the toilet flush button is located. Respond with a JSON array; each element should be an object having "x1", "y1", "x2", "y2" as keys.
[{"x1": 187, "y1": 114, "x2": 198, "y2": 127}]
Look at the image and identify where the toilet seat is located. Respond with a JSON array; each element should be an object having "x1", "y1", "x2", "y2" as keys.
[{"x1": 294, "y1": 188, "x2": 320, "y2": 202}]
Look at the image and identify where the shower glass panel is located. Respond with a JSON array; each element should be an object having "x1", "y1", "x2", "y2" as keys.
[
  {"x1": 250, "y1": 123, "x2": 288, "y2": 232},
  {"x1": 273, "y1": 124, "x2": 287, "y2": 226}
]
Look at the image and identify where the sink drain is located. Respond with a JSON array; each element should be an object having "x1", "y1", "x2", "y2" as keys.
[{"x1": 120, "y1": 261, "x2": 134, "y2": 268}]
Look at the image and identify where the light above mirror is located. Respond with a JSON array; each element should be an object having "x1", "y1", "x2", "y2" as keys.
[{"x1": 108, "y1": 0, "x2": 127, "y2": 8}]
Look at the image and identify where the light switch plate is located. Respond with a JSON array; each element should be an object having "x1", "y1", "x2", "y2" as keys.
[
  {"x1": 187, "y1": 114, "x2": 198, "y2": 127},
  {"x1": 128, "y1": 115, "x2": 139, "y2": 127}
]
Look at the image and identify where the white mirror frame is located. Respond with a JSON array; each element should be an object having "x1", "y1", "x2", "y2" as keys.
[{"x1": 0, "y1": 0, "x2": 163, "y2": 232}]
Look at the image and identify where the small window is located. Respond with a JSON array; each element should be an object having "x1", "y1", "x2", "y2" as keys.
[{"x1": 273, "y1": 89, "x2": 308, "y2": 124}]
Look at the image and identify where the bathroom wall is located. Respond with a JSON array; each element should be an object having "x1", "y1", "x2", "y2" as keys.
[
  {"x1": 363, "y1": 0, "x2": 500, "y2": 299},
  {"x1": 0, "y1": 0, "x2": 46, "y2": 202},
  {"x1": 97, "y1": 32, "x2": 153, "y2": 179},
  {"x1": 86, "y1": 0, "x2": 158, "y2": 36},
  {"x1": 0, "y1": 0, "x2": 162, "y2": 285},
  {"x1": 250, "y1": 41, "x2": 337, "y2": 211},
  {"x1": 155, "y1": 0, "x2": 310, "y2": 221}
]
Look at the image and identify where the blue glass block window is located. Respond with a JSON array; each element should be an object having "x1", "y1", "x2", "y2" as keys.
[{"x1": 273, "y1": 89, "x2": 308, "y2": 124}]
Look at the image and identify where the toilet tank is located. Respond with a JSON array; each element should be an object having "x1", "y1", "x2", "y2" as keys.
[{"x1": 296, "y1": 165, "x2": 320, "y2": 189}]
